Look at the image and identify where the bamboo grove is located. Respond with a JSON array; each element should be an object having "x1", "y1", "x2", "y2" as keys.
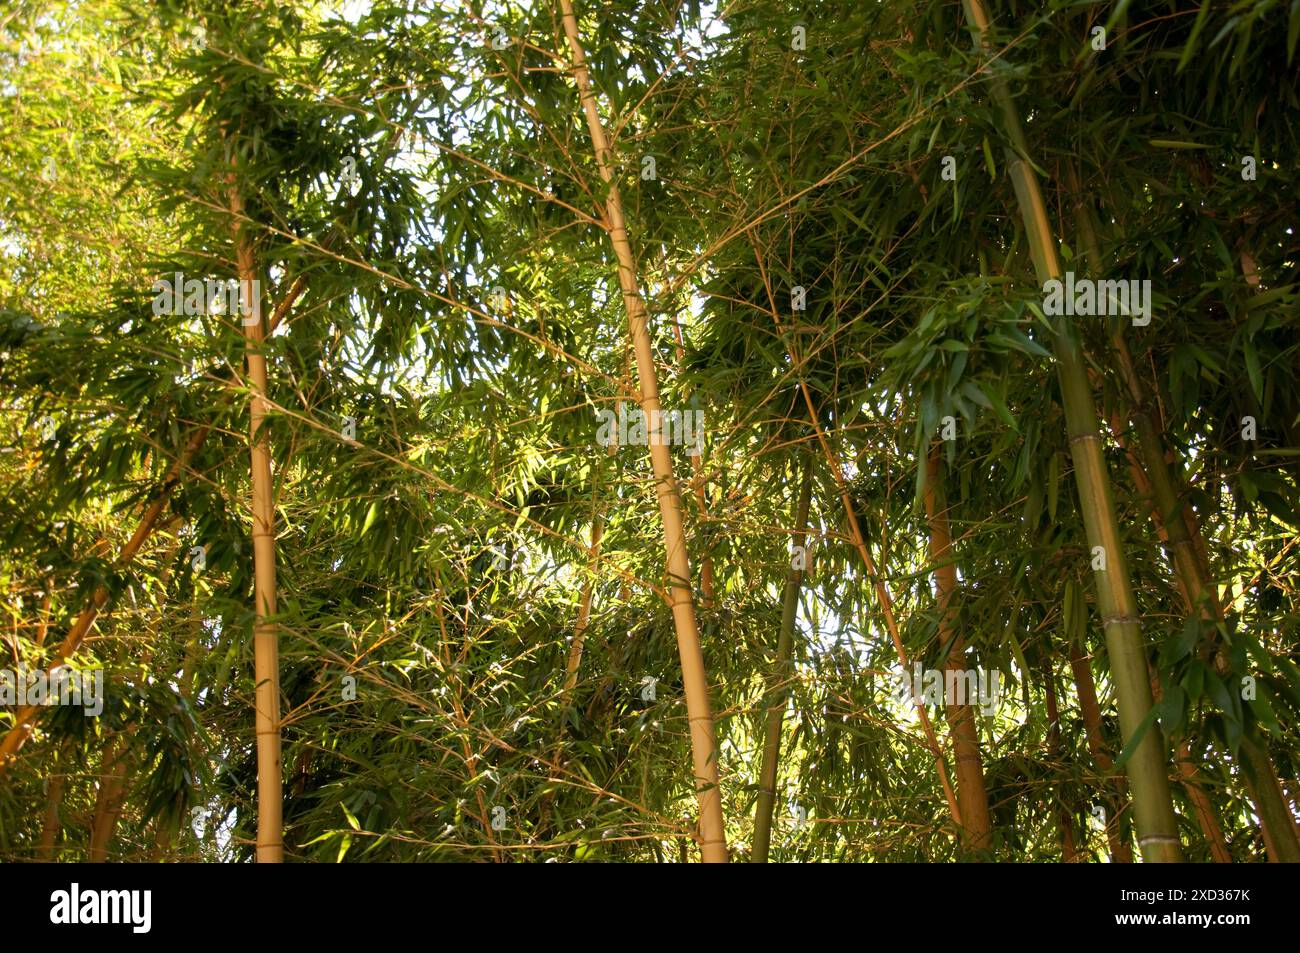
[{"x1": 0, "y1": 0, "x2": 1297, "y2": 863}]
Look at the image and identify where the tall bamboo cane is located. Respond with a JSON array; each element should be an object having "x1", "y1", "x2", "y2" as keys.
[
  {"x1": 0, "y1": 271, "x2": 305, "y2": 778},
  {"x1": 752, "y1": 455, "x2": 813, "y2": 862},
  {"x1": 557, "y1": 0, "x2": 727, "y2": 861},
  {"x1": 1040, "y1": 658, "x2": 1079, "y2": 861},
  {"x1": 88, "y1": 734, "x2": 130, "y2": 862},
  {"x1": 960, "y1": 0, "x2": 1182, "y2": 861},
  {"x1": 1071, "y1": 173, "x2": 1299, "y2": 861},
  {"x1": 1068, "y1": 643, "x2": 1135, "y2": 862},
  {"x1": 36, "y1": 744, "x2": 68, "y2": 860},
  {"x1": 924, "y1": 448, "x2": 992, "y2": 849},
  {"x1": 231, "y1": 183, "x2": 284, "y2": 864}
]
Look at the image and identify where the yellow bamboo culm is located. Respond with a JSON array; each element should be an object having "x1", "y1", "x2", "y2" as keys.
[
  {"x1": 557, "y1": 0, "x2": 728, "y2": 862},
  {"x1": 231, "y1": 184, "x2": 284, "y2": 864}
]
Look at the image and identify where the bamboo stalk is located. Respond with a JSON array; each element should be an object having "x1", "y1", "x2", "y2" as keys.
[
  {"x1": 88, "y1": 734, "x2": 130, "y2": 862},
  {"x1": 1140, "y1": 652, "x2": 1235, "y2": 861},
  {"x1": 1108, "y1": 411, "x2": 1233, "y2": 862},
  {"x1": 557, "y1": 0, "x2": 727, "y2": 862},
  {"x1": 1174, "y1": 749, "x2": 1232, "y2": 863},
  {"x1": 0, "y1": 191, "x2": 307, "y2": 779},
  {"x1": 0, "y1": 266, "x2": 304, "y2": 771},
  {"x1": 1067, "y1": 643, "x2": 1135, "y2": 863},
  {"x1": 231, "y1": 184, "x2": 284, "y2": 864},
  {"x1": 924, "y1": 448, "x2": 992, "y2": 850},
  {"x1": 36, "y1": 747, "x2": 68, "y2": 861},
  {"x1": 1071, "y1": 173, "x2": 1297, "y2": 862},
  {"x1": 752, "y1": 456, "x2": 813, "y2": 862},
  {"x1": 1240, "y1": 738, "x2": 1300, "y2": 862},
  {"x1": 960, "y1": 0, "x2": 1182, "y2": 861},
  {"x1": 1041, "y1": 659, "x2": 1079, "y2": 862}
]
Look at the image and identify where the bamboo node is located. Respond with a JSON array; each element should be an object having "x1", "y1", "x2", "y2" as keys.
[
  {"x1": 1101, "y1": 614, "x2": 1141, "y2": 627},
  {"x1": 1137, "y1": 834, "x2": 1182, "y2": 846}
]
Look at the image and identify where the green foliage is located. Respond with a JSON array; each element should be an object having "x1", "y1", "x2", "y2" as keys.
[{"x1": 0, "y1": 0, "x2": 1295, "y2": 862}]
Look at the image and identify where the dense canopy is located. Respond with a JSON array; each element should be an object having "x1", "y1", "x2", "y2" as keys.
[{"x1": 1, "y1": 0, "x2": 1298, "y2": 863}]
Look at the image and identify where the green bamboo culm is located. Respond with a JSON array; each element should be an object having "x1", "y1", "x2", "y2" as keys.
[
  {"x1": 752, "y1": 455, "x2": 815, "y2": 862},
  {"x1": 959, "y1": 0, "x2": 1183, "y2": 863},
  {"x1": 1071, "y1": 174, "x2": 1300, "y2": 863}
]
